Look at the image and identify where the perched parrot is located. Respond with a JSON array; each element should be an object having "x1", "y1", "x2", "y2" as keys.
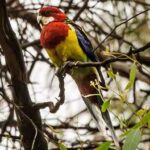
[{"x1": 37, "y1": 6, "x2": 119, "y2": 147}]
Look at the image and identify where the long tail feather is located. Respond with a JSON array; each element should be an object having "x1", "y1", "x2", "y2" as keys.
[
  {"x1": 95, "y1": 66, "x2": 120, "y2": 148},
  {"x1": 101, "y1": 108, "x2": 120, "y2": 148},
  {"x1": 82, "y1": 96, "x2": 120, "y2": 149},
  {"x1": 82, "y1": 96, "x2": 107, "y2": 133},
  {"x1": 72, "y1": 68, "x2": 120, "y2": 148}
]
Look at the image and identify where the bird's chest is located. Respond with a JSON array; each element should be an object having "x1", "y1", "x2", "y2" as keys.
[{"x1": 43, "y1": 26, "x2": 87, "y2": 67}]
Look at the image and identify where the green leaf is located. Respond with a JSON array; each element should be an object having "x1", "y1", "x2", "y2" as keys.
[
  {"x1": 96, "y1": 141, "x2": 111, "y2": 150},
  {"x1": 134, "y1": 111, "x2": 150, "y2": 129},
  {"x1": 122, "y1": 128, "x2": 141, "y2": 150},
  {"x1": 136, "y1": 109, "x2": 147, "y2": 117},
  {"x1": 101, "y1": 100, "x2": 110, "y2": 112},
  {"x1": 125, "y1": 62, "x2": 136, "y2": 91},
  {"x1": 59, "y1": 143, "x2": 67, "y2": 150},
  {"x1": 141, "y1": 111, "x2": 150, "y2": 124},
  {"x1": 107, "y1": 68, "x2": 116, "y2": 79},
  {"x1": 121, "y1": 111, "x2": 150, "y2": 137}
]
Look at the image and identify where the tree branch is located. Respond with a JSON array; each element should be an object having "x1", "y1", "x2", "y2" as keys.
[
  {"x1": 94, "y1": 8, "x2": 150, "y2": 52},
  {"x1": 33, "y1": 67, "x2": 66, "y2": 113},
  {"x1": 73, "y1": 0, "x2": 89, "y2": 21},
  {"x1": 0, "y1": 0, "x2": 48, "y2": 149}
]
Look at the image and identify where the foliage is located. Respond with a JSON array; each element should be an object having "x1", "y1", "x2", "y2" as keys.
[
  {"x1": 122, "y1": 128, "x2": 141, "y2": 150},
  {"x1": 96, "y1": 141, "x2": 111, "y2": 150}
]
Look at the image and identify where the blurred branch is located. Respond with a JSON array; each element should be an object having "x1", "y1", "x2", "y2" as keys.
[
  {"x1": 128, "y1": 42, "x2": 150, "y2": 55},
  {"x1": 0, "y1": 134, "x2": 20, "y2": 140},
  {"x1": 73, "y1": 0, "x2": 89, "y2": 21},
  {"x1": 22, "y1": 39, "x2": 40, "y2": 49},
  {"x1": 0, "y1": 107, "x2": 13, "y2": 142},
  {"x1": 7, "y1": 0, "x2": 40, "y2": 30},
  {"x1": 44, "y1": 123, "x2": 98, "y2": 132},
  {"x1": 94, "y1": 8, "x2": 150, "y2": 52},
  {"x1": 111, "y1": 62, "x2": 150, "y2": 84}
]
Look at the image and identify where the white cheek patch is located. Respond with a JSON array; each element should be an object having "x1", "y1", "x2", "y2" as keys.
[
  {"x1": 48, "y1": 17, "x2": 54, "y2": 22},
  {"x1": 43, "y1": 16, "x2": 54, "y2": 25}
]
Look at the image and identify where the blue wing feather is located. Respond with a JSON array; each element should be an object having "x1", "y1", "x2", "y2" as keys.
[
  {"x1": 69, "y1": 22, "x2": 106, "y2": 87},
  {"x1": 70, "y1": 23, "x2": 96, "y2": 61}
]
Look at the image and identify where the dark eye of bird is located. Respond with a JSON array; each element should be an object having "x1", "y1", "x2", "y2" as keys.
[{"x1": 41, "y1": 11, "x2": 51, "y2": 17}]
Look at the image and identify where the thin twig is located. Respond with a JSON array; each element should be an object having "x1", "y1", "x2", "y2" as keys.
[{"x1": 93, "y1": 8, "x2": 150, "y2": 52}]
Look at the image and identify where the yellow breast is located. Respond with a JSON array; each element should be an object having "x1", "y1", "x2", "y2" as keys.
[{"x1": 46, "y1": 26, "x2": 88, "y2": 67}]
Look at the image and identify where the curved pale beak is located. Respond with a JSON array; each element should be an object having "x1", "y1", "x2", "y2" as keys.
[{"x1": 37, "y1": 15, "x2": 43, "y2": 28}]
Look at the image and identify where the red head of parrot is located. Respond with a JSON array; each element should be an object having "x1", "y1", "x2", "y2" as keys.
[
  {"x1": 38, "y1": 6, "x2": 67, "y2": 25},
  {"x1": 38, "y1": 6, "x2": 69, "y2": 49}
]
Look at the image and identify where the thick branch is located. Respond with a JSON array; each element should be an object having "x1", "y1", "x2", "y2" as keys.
[{"x1": 0, "y1": 1, "x2": 48, "y2": 149}]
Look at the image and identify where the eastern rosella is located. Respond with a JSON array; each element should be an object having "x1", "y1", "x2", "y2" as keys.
[{"x1": 37, "y1": 6, "x2": 119, "y2": 147}]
